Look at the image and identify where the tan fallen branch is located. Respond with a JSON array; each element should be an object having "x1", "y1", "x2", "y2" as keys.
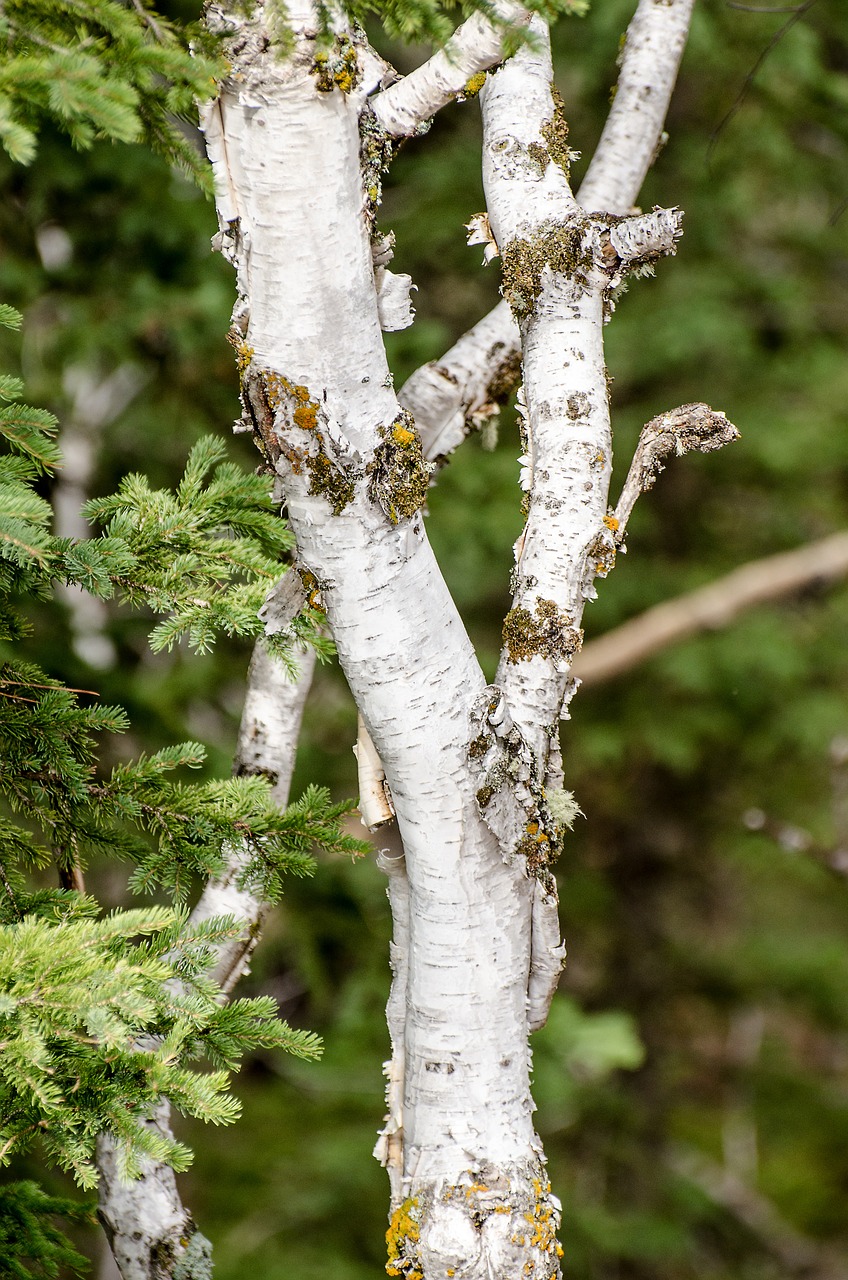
[{"x1": 574, "y1": 531, "x2": 848, "y2": 686}]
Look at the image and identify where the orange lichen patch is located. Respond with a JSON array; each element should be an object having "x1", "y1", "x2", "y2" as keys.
[
  {"x1": 525, "y1": 1179, "x2": 562, "y2": 1259},
  {"x1": 385, "y1": 1197, "x2": 421, "y2": 1279},
  {"x1": 602, "y1": 513, "x2": 619, "y2": 531},
  {"x1": 392, "y1": 422, "x2": 416, "y2": 447},
  {"x1": 293, "y1": 402, "x2": 318, "y2": 430}
]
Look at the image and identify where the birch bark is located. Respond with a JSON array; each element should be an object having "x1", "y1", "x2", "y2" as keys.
[
  {"x1": 94, "y1": 1, "x2": 723, "y2": 1274},
  {"x1": 398, "y1": 0, "x2": 699, "y2": 456},
  {"x1": 201, "y1": 3, "x2": 565, "y2": 1275}
]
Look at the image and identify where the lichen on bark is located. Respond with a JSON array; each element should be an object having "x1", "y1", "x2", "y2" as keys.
[
  {"x1": 311, "y1": 32, "x2": 361, "y2": 94},
  {"x1": 385, "y1": 1168, "x2": 564, "y2": 1279},
  {"x1": 366, "y1": 411, "x2": 431, "y2": 524},
  {"x1": 540, "y1": 85, "x2": 575, "y2": 179},
  {"x1": 501, "y1": 218, "x2": 593, "y2": 319},
  {"x1": 502, "y1": 597, "x2": 582, "y2": 667}
]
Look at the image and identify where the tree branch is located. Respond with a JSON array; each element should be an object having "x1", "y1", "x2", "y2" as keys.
[
  {"x1": 397, "y1": 299, "x2": 521, "y2": 464},
  {"x1": 612, "y1": 402, "x2": 739, "y2": 539},
  {"x1": 579, "y1": 0, "x2": 696, "y2": 214},
  {"x1": 97, "y1": 642, "x2": 316, "y2": 1277},
  {"x1": 574, "y1": 531, "x2": 848, "y2": 687},
  {"x1": 398, "y1": 0, "x2": 697, "y2": 459},
  {"x1": 669, "y1": 1145, "x2": 848, "y2": 1280},
  {"x1": 481, "y1": 22, "x2": 684, "y2": 761},
  {"x1": 369, "y1": 2, "x2": 531, "y2": 139}
]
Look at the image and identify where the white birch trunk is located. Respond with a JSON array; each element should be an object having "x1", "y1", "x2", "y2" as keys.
[
  {"x1": 95, "y1": 1, "x2": 721, "y2": 1273},
  {"x1": 201, "y1": 3, "x2": 564, "y2": 1274}
]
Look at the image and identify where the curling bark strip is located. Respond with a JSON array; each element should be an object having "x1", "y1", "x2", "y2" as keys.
[{"x1": 201, "y1": 3, "x2": 563, "y2": 1275}]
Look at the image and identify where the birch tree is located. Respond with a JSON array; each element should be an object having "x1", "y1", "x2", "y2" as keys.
[
  {"x1": 0, "y1": 0, "x2": 748, "y2": 1275},
  {"x1": 132, "y1": 0, "x2": 734, "y2": 1274}
]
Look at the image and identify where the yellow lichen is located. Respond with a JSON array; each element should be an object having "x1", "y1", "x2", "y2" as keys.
[
  {"x1": 367, "y1": 412, "x2": 430, "y2": 525},
  {"x1": 463, "y1": 71, "x2": 487, "y2": 97},
  {"x1": 602, "y1": 513, "x2": 619, "y2": 531},
  {"x1": 392, "y1": 423, "x2": 416, "y2": 447},
  {"x1": 311, "y1": 35, "x2": 360, "y2": 94},
  {"x1": 385, "y1": 1197, "x2": 421, "y2": 1278}
]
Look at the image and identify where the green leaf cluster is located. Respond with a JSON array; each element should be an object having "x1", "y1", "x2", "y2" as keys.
[
  {"x1": 0, "y1": 305, "x2": 367, "y2": 1265},
  {"x1": 80, "y1": 436, "x2": 332, "y2": 664},
  {"x1": 1, "y1": 306, "x2": 325, "y2": 660},
  {"x1": 0, "y1": 0, "x2": 222, "y2": 185},
  {"x1": 0, "y1": 662, "x2": 362, "y2": 909}
]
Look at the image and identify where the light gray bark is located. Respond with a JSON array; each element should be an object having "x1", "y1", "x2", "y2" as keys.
[{"x1": 202, "y1": 4, "x2": 562, "y2": 1274}]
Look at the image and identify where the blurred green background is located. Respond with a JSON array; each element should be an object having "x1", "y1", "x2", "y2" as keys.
[{"x1": 2, "y1": 0, "x2": 848, "y2": 1275}]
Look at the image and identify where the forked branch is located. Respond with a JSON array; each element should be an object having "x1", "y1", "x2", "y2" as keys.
[{"x1": 370, "y1": 2, "x2": 531, "y2": 137}]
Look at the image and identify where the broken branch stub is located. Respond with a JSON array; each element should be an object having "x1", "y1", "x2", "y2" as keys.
[{"x1": 614, "y1": 403, "x2": 740, "y2": 539}]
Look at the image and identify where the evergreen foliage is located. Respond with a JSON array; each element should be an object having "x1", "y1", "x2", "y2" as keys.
[
  {"x1": 346, "y1": 0, "x2": 588, "y2": 48},
  {"x1": 0, "y1": 907, "x2": 321, "y2": 1188},
  {"x1": 0, "y1": 0, "x2": 222, "y2": 185},
  {"x1": 0, "y1": 304, "x2": 365, "y2": 1260},
  {"x1": 0, "y1": 1180, "x2": 91, "y2": 1278},
  {"x1": 84, "y1": 435, "x2": 330, "y2": 663}
]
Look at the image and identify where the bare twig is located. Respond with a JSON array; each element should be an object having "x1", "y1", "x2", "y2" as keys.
[
  {"x1": 670, "y1": 1145, "x2": 848, "y2": 1280},
  {"x1": 708, "y1": 0, "x2": 820, "y2": 157},
  {"x1": 612, "y1": 403, "x2": 739, "y2": 538}
]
